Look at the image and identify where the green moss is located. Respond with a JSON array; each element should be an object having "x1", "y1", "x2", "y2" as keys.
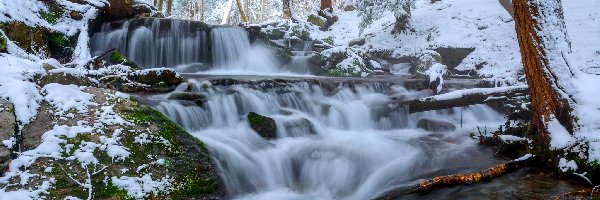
[
  {"x1": 47, "y1": 33, "x2": 70, "y2": 48},
  {"x1": 322, "y1": 36, "x2": 334, "y2": 45},
  {"x1": 247, "y1": 112, "x2": 268, "y2": 126},
  {"x1": 307, "y1": 14, "x2": 326, "y2": 30},
  {"x1": 327, "y1": 68, "x2": 360, "y2": 77},
  {"x1": 39, "y1": 3, "x2": 62, "y2": 25},
  {"x1": 110, "y1": 51, "x2": 141, "y2": 70}
]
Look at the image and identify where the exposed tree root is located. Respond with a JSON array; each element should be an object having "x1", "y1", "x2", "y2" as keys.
[{"x1": 373, "y1": 155, "x2": 533, "y2": 200}]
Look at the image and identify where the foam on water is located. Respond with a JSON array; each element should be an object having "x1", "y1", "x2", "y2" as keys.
[{"x1": 150, "y1": 80, "x2": 505, "y2": 199}]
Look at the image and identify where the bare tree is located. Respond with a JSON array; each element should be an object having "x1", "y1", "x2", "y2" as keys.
[
  {"x1": 158, "y1": 0, "x2": 164, "y2": 13},
  {"x1": 201, "y1": 0, "x2": 205, "y2": 22},
  {"x1": 236, "y1": 0, "x2": 249, "y2": 23},
  {"x1": 513, "y1": 0, "x2": 577, "y2": 147},
  {"x1": 283, "y1": 0, "x2": 292, "y2": 19},
  {"x1": 166, "y1": 0, "x2": 173, "y2": 16}
]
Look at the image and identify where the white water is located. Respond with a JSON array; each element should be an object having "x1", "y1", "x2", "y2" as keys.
[
  {"x1": 91, "y1": 18, "x2": 282, "y2": 74},
  {"x1": 153, "y1": 80, "x2": 505, "y2": 199}
]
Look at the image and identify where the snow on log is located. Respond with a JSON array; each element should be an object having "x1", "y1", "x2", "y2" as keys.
[{"x1": 396, "y1": 85, "x2": 529, "y2": 113}]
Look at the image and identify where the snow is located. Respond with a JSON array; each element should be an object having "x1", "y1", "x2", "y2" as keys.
[
  {"x1": 558, "y1": 158, "x2": 578, "y2": 172},
  {"x1": 111, "y1": 174, "x2": 172, "y2": 199},
  {"x1": 423, "y1": 85, "x2": 528, "y2": 101},
  {"x1": 547, "y1": 115, "x2": 574, "y2": 150},
  {"x1": 425, "y1": 63, "x2": 447, "y2": 93},
  {"x1": 499, "y1": 135, "x2": 526, "y2": 142},
  {"x1": 43, "y1": 83, "x2": 97, "y2": 116},
  {"x1": 514, "y1": 154, "x2": 533, "y2": 162}
]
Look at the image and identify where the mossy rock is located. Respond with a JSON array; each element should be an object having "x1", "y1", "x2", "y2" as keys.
[
  {"x1": 411, "y1": 51, "x2": 443, "y2": 76},
  {"x1": 114, "y1": 98, "x2": 223, "y2": 198},
  {"x1": 0, "y1": 22, "x2": 48, "y2": 55},
  {"x1": 167, "y1": 92, "x2": 207, "y2": 103},
  {"x1": 276, "y1": 47, "x2": 293, "y2": 65},
  {"x1": 127, "y1": 69, "x2": 183, "y2": 87},
  {"x1": 37, "y1": 72, "x2": 96, "y2": 87},
  {"x1": 110, "y1": 51, "x2": 141, "y2": 70},
  {"x1": 0, "y1": 35, "x2": 6, "y2": 53},
  {"x1": 247, "y1": 112, "x2": 277, "y2": 140},
  {"x1": 308, "y1": 14, "x2": 326, "y2": 30}
]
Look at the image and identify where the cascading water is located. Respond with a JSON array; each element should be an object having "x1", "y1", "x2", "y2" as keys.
[
  {"x1": 90, "y1": 18, "x2": 280, "y2": 74},
  {"x1": 147, "y1": 79, "x2": 506, "y2": 200}
]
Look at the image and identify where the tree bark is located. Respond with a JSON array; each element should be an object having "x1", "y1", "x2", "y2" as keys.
[
  {"x1": 236, "y1": 0, "x2": 249, "y2": 23},
  {"x1": 158, "y1": 0, "x2": 164, "y2": 13},
  {"x1": 282, "y1": 0, "x2": 292, "y2": 19},
  {"x1": 165, "y1": 0, "x2": 173, "y2": 16},
  {"x1": 319, "y1": 0, "x2": 333, "y2": 17},
  {"x1": 201, "y1": 0, "x2": 205, "y2": 22},
  {"x1": 512, "y1": 0, "x2": 577, "y2": 147},
  {"x1": 153, "y1": 0, "x2": 157, "y2": 7}
]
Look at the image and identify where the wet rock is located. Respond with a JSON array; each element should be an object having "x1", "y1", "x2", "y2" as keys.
[
  {"x1": 417, "y1": 118, "x2": 456, "y2": 132},
  {"x1": 247, "y1": 112, "x2": 277, "y2": 140},
  {"x1": 109, "y1": 51, "x2": 141, "y2": 70},
  {"x1": 0, "y1": 22, "x2": 48, "y2": 55},
  {"x1": 0, "y1": 99, "x2": 16, "y2": 171},
  {"x1": 167, "y1": 92, "x2": 207, "y2": 106},
  {"x1": 101, "y1": 68, "x2": 183, "y2": 93},
  {"x1": 0, "y1": 35, "x2": 6, "y2": 53},
  {"x1": 70, "y1": 10, "x2": 83, "y2": 20}
]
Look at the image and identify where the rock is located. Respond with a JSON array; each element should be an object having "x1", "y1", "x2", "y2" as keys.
[
  {"x1": 70, "y1": 10, "x2": 83, "y2": 20},
  {"x1": 308, "y1": 14, "x2": 327, "y2": 30},
  {"x1": 101, "y1": 68, "x2": 183, "y2": 93},
  {"x1": 411, "y1": 50, "x2": 442, "y2": 76},
  {"x1": 343, "y1": 5, "x2": 356, "y2": 11},
  {"x1": 349, "y1": 38, "x2": 366, "y2": 47},
  {"x1": 37, "y1": 71, "x2": 96, "y2": 87},
  {"x1": 417, "y1": 118, "x2": 456, "y2": 132},
  {"x1": 0, "y1": 99, "x2": 16, "y2": 171},
  {"x1": 0, "y1": 35, "x2": 6, "y2": 53},
  {"x1": 247, "y1": 112, "x2": 277, "y2": 140},
  {"x1": 128, "y1": 68, "x2": 183, "y2": 87},
  {"x1": 433, "y1": 47, "x2": 475, "y2": 75},
  {"x1": 0, "y1": 22, "x2": 48, "y2": 55},
  {"x1": 21, "y1": 102, "x2": 54, "y2": 151},
  {"x1": 167, "y1": 92, "x2": 207, "y2": 105},
  {"x1": 109, "y1": 51, "x2": 141, "y2": 70}
]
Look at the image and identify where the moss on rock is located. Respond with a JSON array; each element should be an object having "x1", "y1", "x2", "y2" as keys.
[{"x1": 247, "y1": 112, "x2": 277, "y2": 140}]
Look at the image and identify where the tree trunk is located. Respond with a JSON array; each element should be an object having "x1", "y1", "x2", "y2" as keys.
[
  {"x1": 319, "y1": 0, "x2": 333, "y2": 18},
  {"x1": 236, "y1": 0, "x2": 249, "y2": 23},
  {"x1": 158, "y1": 0, "x2": 163, "y2": 13},
  {"x1": 153, "y1": 0, "x2": 157, "y2": 7},
  {"x1": 201, "y1": 0, "x2": 205, "y2": 22},
  {"x1": 165, "y1": 0, "x2": 173, "y2": 16},
  {"x1": 512, "y1": 0, "x2": 577, "y2": 147},
  {"x1": 282, "y1": 0, "x2": 292, "y2": 19}
]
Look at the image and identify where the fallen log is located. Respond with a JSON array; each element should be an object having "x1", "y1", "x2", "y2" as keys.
[
  {"x1": 373, "y1": 154, "x2": 534, "y2": 200},
  {"x1": 395, "y1": 85, "x2": 529, "y2": 113}
]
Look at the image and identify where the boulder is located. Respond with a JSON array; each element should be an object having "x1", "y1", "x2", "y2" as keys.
[
  {"x1": 433, "y1": 47, "x2": 475, "y2": 75},
  {"x1": 101, "y1": 68, "x2": 183, "y2": 93},
  {"x1": 37, "y1": 70, "x2": 96, "y2": 87},
  {"x1": 167, "y1": 92, "x2": 207, "y2": 106},
  {"x1": 417, "y1": 118, "x2": 456, "y2": 132},
  {"x1": 411, "y1": 50, "x2": 442, "y2": 76},
  {"x1": 21, "y1": 102, "x2": 54, "y2": 151},
  {"x1": 0, "y1": 99, "x2": 16, "y2": 171},
  {"x1": 247, "y1": 112, "x2": 277, "y2": 140},
  {"x1": 308, "y1": 14, "x2": 327, "y2": 30}
]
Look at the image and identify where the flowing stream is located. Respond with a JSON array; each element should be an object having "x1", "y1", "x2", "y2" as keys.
[{"x1": 91, "y1": 19, "x2": 585, "y2": 199}]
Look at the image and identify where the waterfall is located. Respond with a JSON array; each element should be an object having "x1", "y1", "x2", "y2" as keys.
[
  {"x1": 90, "y1": 18, "x2": 279, "y2": 74},
  {"x1": 148, "y1": 79, "x2": 506, "y2": 199}
]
